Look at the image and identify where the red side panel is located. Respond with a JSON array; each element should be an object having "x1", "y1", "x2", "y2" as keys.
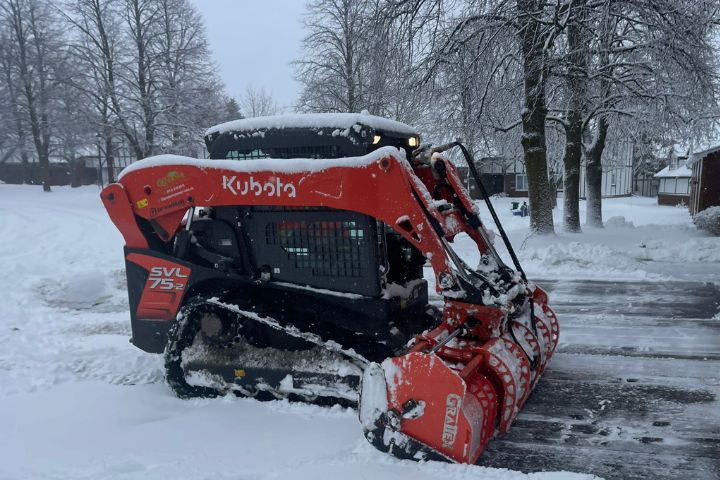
[
  {"x1": 126, "y1": 253, "x2": 191, "y2": 320},
  {"x1": 113, "y1": 154, "x2": 465, "y2": 293}
]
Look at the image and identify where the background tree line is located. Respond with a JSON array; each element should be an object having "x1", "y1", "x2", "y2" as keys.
[
  {"x1": 295, "y1": 0, "x2": 720, "y2": 234},
  {"x1": 0, "y1": 0, "x2": 243, "y2": 191},
  {"x1": 2, "y1": 0, "x2": 718, "y2": 236}
]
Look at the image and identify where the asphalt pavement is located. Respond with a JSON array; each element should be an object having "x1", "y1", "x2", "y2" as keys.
[{"x1": 481, "y1": 279, "x2": 720, "y2": 480}]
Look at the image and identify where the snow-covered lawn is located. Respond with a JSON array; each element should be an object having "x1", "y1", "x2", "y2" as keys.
[
  {"x1": 472, "y1": 195, "x2": 720, "y2": 282},
  {"x1": 1, "y1": 183, "x2": 717, "y2": 480}
]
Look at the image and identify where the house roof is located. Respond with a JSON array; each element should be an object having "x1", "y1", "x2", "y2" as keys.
[
  {"x1": 686, "y1": 143, "x2": 720, "y2": 167},
  {"x1": 654, "y1": 165, "x2": 692, "y2": 178}
]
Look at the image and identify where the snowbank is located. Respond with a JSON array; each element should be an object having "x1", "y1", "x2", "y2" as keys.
[
  {"x1": 0, "y1": 184, "x2": 599, "y2": 480},
  {"x1": 0, "y1": 382, "x2": 597, "y2": 480},
  {"x1": 693, "y1": 205, "x2": 720, "y2": 236},
  {"x1": 461, "y1": 196, "x2": 720, "y2": 282},
  {"x1": 2, "y1": 184, "x2": 718, "y2": 479}
]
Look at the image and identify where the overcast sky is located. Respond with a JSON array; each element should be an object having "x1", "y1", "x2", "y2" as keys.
[{"x1": 189, "y1": 0, "x2": 307, "y2": 111}]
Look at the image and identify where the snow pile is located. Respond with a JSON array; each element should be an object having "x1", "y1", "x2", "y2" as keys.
[
  {"x1": 3, "y1": 183, "x2": 718, "y2": 479},
  {"x1": 693, "y1": 205, "x2": 720, "y2": 236},
  {"x1": 0, "y1": 185, "x2": 163, "y2": 397},
  {"x1": 0, "y1": 183, "x2": 598, "y2": 479},
  {"x1": 604, "y1": 216, "x2": 634, "y2": 228},
  {"x1": 524, "y1": 241, "x2": 646, "y2": 279},
  {"x1": 39, "y1": 271, "x2": 113, "y2": 310},
  {"x1": 458, "y1": 196, "x2": 720, "y2": 282},
  {"x1": 0, "y1": 381, "x2": 598, "y2": 479}
]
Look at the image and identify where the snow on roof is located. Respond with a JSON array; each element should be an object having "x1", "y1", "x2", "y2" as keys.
[
  {"x1": 686, "y1": 143, "x2": 720, "y2": 166},
  {"x1": 204, "y1": 113, "x2": 418, "y2": 138},
  {"x1": 654, "y1": 165, "x2": 692, "y2": 178},
  {"x1": 118, "y1": 146, "x2": 406, "y2": 180}
]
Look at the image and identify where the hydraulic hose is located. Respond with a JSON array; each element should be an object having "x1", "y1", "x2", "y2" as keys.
[
  {"x1": 455, "y1": 142, "x2": 527, "y2": 282},
  {"x1": 413, "y1": 140, "x2": 527, "y2": 281},
  {"x1": 414, "y1": 141, "x2": 539, "y2": 368}
]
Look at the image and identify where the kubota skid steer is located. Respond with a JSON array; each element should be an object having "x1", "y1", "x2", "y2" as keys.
[{"x1": 101, "y1": 113, "x2": 558, "y2": 464}]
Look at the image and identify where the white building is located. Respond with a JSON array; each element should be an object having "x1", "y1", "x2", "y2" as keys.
[{"x1": 654, "y1": 154, "x2": 691, "y2": 206}]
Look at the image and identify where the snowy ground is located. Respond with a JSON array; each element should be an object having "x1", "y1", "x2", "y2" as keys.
[
  {"x1": 482, "y1": 279, "x2": 720, "y2": 480},
  {"x1": 470, "y1": 195, "x2": 720, "y2": 283},
  {"x1": 1, "y1": 184, "x2": 718, "y2": 480}
]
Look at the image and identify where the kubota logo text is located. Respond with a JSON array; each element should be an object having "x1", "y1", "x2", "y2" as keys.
[
  {"x1": 442, "y1": 393, "x2": 462, "y2": 449},
  {"x1": 148, "y1": 266, "x2": 188, "y2": 290},
  {"x1": 222, "y1": 175, "x2": 297, "y2": 198}
]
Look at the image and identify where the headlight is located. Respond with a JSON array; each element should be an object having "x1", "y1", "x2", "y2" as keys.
[{"x1": 408, "y1": 136, "x2": 418, "y2": 147}]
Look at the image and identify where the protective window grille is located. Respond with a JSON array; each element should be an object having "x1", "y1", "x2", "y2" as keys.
[
  {"x1": 265, "y1": 220, "x2": 366, "y2": 277},
  {"x1": 225, "y1": 145, "x2": 342, "y2": 161},
  {"x1": 226, "y1": 149, "x2": 268, "y2": 160}
]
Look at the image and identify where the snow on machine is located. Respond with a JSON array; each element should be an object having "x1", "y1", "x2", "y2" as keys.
[{"x1": 101, "y1": 113, "x2": 559, "y2": 463}]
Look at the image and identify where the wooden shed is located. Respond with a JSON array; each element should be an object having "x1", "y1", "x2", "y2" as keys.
[{"x1": 688, "y1": 145, "x2": 720, "y2": 215}]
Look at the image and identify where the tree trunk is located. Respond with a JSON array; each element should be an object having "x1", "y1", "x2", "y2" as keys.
[
  {"x1": 518, "y1": 0, "x2": 555, "y2": 234},
  {"x1": 101, "y1": 102, "x2": 115, "y2": 183},
  {"x1": 7, "y1": 0, "x2": 52, "y2": 191},
  {"x1": 585, "y1": 116, "x2": 608, "y2": 227},
  {"x1": 38, "y1": 147, "x2": 51, "y2": 191},
  {"x1": 561, "y1": 1, "x2": 588, "y2": 233},
  {"x1": 105, "y1": 131, "x2": 115, "y2": 184},
  {"x1": 131, "y1": 0, "x2": 154, "y2": 158},
  {"x1": 343, "y1": 1, "x2": 356, "y2": 112},
  {"x1": 562, "y1": 117, "x2": 582, "y2": 232},
  {"x1": 70, "y1": 158, "x2": 83, "y2": 187}
]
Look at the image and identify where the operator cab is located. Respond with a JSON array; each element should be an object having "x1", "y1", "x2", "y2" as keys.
[
  {"x1": 203, "y1": 112, "x2": 421, "y2": 161},
  {"x1": 192, "y1": 113, "x2": 430, "y2": 329}
]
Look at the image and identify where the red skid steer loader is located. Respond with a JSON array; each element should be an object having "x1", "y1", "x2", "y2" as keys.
[{"x1": 101, "y1": 113, "x2": 559, "y2": 464}]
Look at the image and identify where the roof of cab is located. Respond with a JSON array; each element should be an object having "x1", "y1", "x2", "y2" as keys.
[{"x1": 204, "y1": 112, "x2": 418, "y2": 139}]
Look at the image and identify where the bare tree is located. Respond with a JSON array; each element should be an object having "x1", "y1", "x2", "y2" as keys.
[
  {"x1": 295, "y1": 0, "x2": 375, "y2": 113},
  {"x1": 238, "y1": 85, "x2": 279, "y2": 118},
  {"x1": 554, "y1": 0, "x2": 589, "y2": 232},
  {"x1": 64, "y1": 0, "x2": 123, "y2": 182},
  {"x1": 577, "y1": 0, "x2": 719, "y2": 227},
  {"x1": 121, "y1": 0, "x2": 158, "y2": 158},
  {"x1": 0, "y1": 27, "x2": 30, "y2": 173},
  {"x1": 371, "y1": 0, "x2": 562, "y2": 233},
  {"x1": 154, "y1": 0, "x2": 226, "y2": 155},
  {"x1": 0, "y1": 0, "x2": 68, "y2": 191},
  {"x1": 66, "y1": 0, "x2": 227, "y2": 164},
  {"x1": 515, "y1": 0, "x2": 561, "y2": 233}
]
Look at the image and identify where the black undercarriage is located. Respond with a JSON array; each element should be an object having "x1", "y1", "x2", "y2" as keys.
[
  {"x1": 127, "y1": 120, "x2": 437, "y2": 402},
  {"x1": 128, "y1": 204, "x2": 437, "y2": 402}
]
